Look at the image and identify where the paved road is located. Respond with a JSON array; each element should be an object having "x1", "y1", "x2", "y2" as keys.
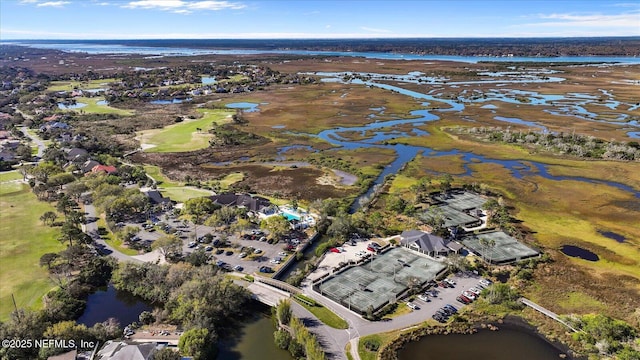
[
  {"x1": 298, "y1": 271, "x2": 486, "y2": 359},
  {"x1": 291, "y1": 301, "x2": 350, "y2": 360},
  {"x1": 20, "y1": 126, "x2": 46, "y2": 158},
  {"x1": 83, "y1": 202, "x2": 141, "y2": 263}
]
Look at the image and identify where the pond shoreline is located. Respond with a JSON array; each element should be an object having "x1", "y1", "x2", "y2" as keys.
[{"x1": 381, "y1": 315, "x2": 581, "y2": 360}]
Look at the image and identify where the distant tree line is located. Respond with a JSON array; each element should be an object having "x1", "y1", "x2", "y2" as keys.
[{"x1": 458, "y1": 126, "x2": 640, "y2": 161}]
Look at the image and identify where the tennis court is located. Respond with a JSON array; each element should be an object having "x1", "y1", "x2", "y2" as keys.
[
  {"x1": 314, "y1": 247, "x2": 447, "y2": 314},
  {"x1": 461, "y1": 231, "x2": 540, "y2": 264}
]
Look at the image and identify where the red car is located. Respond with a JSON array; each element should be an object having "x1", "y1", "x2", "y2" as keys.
[{"x1": 330, "y1": 247, "x2": 340, "y2": 253}]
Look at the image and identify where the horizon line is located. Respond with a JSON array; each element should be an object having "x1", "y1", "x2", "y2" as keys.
[{"x1": 3, "y1": 35, "x2": 640, "y2": 41}]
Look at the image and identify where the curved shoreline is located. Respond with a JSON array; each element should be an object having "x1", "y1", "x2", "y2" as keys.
[{"x1": 379, "y1": 315, "x2": 581, "y2": 360}]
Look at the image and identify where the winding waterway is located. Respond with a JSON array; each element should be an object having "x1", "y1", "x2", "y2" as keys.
[{"x1": 293, "y1": 73, "x2": 640, "y2": 210}]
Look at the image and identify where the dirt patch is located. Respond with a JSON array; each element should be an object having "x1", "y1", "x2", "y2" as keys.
[{"x1": 202, "y1": 164, "x2": 354, "y2": 201}]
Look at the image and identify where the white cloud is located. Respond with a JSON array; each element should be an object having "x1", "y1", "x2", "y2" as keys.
[
  {"x1": 124, "y1": 0, "x2": 245, "y2": 12},
  {"x1": 37, "y1": 1, "x2": 70, "y2": 7},
  {"x1": 522, "y1": 10, "x2": 640, "y2": 31},
  {"x1": 19, "y1": 0, "x2": 39, "y2": 3},
  {"x1": 360, "y1": 26, "x2": 391, "y2": 33}
]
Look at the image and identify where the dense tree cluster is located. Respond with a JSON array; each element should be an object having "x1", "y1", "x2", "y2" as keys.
[
  {"x1": 566, "y1": 314, "x2": 640, "y2": 359},
  {"x1": 460, "y1": 126, "x2": 640, "y2": 161},
  {"x1": 112, "y1": 262, "x2": 251, "y2": 355},
  {"x1": 272, "y1": 300, "x2": 326, "y2": 360}
]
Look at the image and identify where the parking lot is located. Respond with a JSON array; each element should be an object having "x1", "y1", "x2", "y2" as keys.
[
  {"x1": 121, "y1": 211, "x2": 309, "y2": 274},
  {"x1": 400, "y1": 272, "x2": 487, "y2": 321}
]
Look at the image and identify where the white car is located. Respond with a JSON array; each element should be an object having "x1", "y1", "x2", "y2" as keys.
[
  {"x1": 270, "y1": 258, "x2": 281, "y2": 264},
  {"x1": 479, "y1": 278, "x2": 492, "y2": 287},
  {"x1": 356, "y1": 251, "x2": 366, "y2": 257},
  {"x1": 418, "y1": 294, "x2": 430, "y2": 302},
  {"x1": 406, "y1": 302, "x2": 419, "y2": 310},
  {"x1": 469, "y1": 287, "x2": 482, "y2": 295},
  {"x1": 463, "y1": 291, "x2": 477, "y2": 300},
  {"x1": 444, "y1": 278, "x2": 456, "y2": 286}
]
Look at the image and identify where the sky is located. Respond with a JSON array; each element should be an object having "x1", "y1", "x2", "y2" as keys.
[{"x1": 0, "y1": 0, "x2": 639, "y2": 40}]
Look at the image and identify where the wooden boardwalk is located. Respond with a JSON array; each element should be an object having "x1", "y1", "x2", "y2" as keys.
[{"x1": 520, "y1": 297, "x2": 579, "y2": 332}]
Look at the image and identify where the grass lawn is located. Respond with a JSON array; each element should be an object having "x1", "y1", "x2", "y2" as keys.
[
  {"x1": 358, "y1": 332, "x2": 402, "y2": 360},
  {"x1": 46, "y1": 79, "x2": 117, "y2": 92},
  {"x1": 0, "y1": 170, "x2": 22, "y2": 182},
  {"x1": 218, "y1": 172, "x2": 245, "y2": 190},
  {"x1": 159, "y1": 187, "x2": 213, "y2": 203},
  {"x1": 138, "y1": 109, "x2": 233, "y2": 152},
  {"x1": 59, "y1": 97, "x2": 133, "y2": 116},
  {"x1": 0, "y1": 182, "x2": 64, "y2": 320},
  {"x1": 293, "y1": 298, "x2": 348, "y2": 329},
  {"x1": 96, "y1": 216, "x2": 138, "y2": 256},
  {"x1": 144, "y1": 165, "x2": 180, "y2": 187},
  {"x1": 144, "y1": 165, "x2": 213, "y2": 202}
]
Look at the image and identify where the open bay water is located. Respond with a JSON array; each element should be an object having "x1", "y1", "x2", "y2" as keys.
[{"x1": 4, "y1": 40, "x2": 640, "y2": 64}]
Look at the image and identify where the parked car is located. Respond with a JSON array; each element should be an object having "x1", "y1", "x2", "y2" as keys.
[
  {"x1": 330, "y1": 247, "x2": 340, "y2": 253},
  {"x1": 444, "y1": 304, "x2": 458, "y2": 313},
  {"x1": 205, "y1": 246, "x2": 213, "y2": 251},
  {"x1": 253, "y1": 248, "x2": 262, "y2": 254},
  {"x1": 406, "y1": 302, "x2": 419, "y2": 310},
  {"x1": 270, "y1": 258, "x2": 281, "y2": 264},
  {"x1": 215, "y1": 248, "x2": 224, "y2": 255},
  {"x1": 479, "y1": 278, "x2": 493, "y2": 287},
  {"x1": 469, "y1": 287, "x2": 482, "y2": 295},
  {"x1": 233, "y1": 265, "x2": 244, "y2": 272},
  {"x1": 418, "y1": 294, "x2": 430, "y2": 302},
  {"x1": 456, "y1": 295, "x2": 470, "y2": 304},
  {"x1": 225, "y1": 250, "x2": 234, "y2": 256},
  {"x1": 239, "y1": 253, "x2": 247, "y2": 258},
  {"x1": 444, "y1": 278, "x2": 456, "y2": 286},
  {"x1": 188, "y1": 241, "x2": 197, "y2": 248},
  {"x1": 463, "y1": 291, "x2": 477, "y2": 300},
  {"x1": 259, "y1": 266, "x2": 274, "y2": 273}
]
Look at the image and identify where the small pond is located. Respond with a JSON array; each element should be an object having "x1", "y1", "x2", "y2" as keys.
[
  {"x1": 58, "y1": 102, "x2": 87, "y2": 109},
  {"x1": 398, "y1": 324, "x2": 569, "y2": 360},
  {"x1": 78, "y1": 284, "x2": 152, "y2": 327},
  {"x1": 201, "y1": 76, "x2": 217, "y2": 84},
  {"x1": 96, "y1": 100, "x2": 108, "y2": 106},
  {"x1": 560, "y1": 245, "x2": 599, "y2": 261},
  {"x1": 598, "y1": 230, "x2": 626, "y2": 243},
  {"x1": 225, "y1": 102, "x2": 260, "y2": 112},
  {"x1": 150, "y1": 98, "x2": 192, "y2": 104},
  {"x1": 217, "y1": 303, "x2": 292, "y2": 360}
]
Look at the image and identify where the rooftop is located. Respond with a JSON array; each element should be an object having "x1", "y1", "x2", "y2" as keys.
[{"x1": 461, "y1": 231, "x2": 540, "y2": 264}]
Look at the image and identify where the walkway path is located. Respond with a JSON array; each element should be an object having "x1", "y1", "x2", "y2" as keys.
[{"x1": 520, "y1": 297, "x2": 579, "y2": 332}]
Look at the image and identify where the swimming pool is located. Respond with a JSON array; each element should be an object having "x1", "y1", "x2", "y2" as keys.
[{"x1": 281, "y1": 210, "x2": 301, "y2": 221}]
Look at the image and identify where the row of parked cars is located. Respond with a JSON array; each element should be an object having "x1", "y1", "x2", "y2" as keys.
[
  {"x1": 432, "y1": 304, "x2": 458, "y2": 323},
  {"x1": 456, "y1": 278, "x2": 492, "y2": 305}
]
